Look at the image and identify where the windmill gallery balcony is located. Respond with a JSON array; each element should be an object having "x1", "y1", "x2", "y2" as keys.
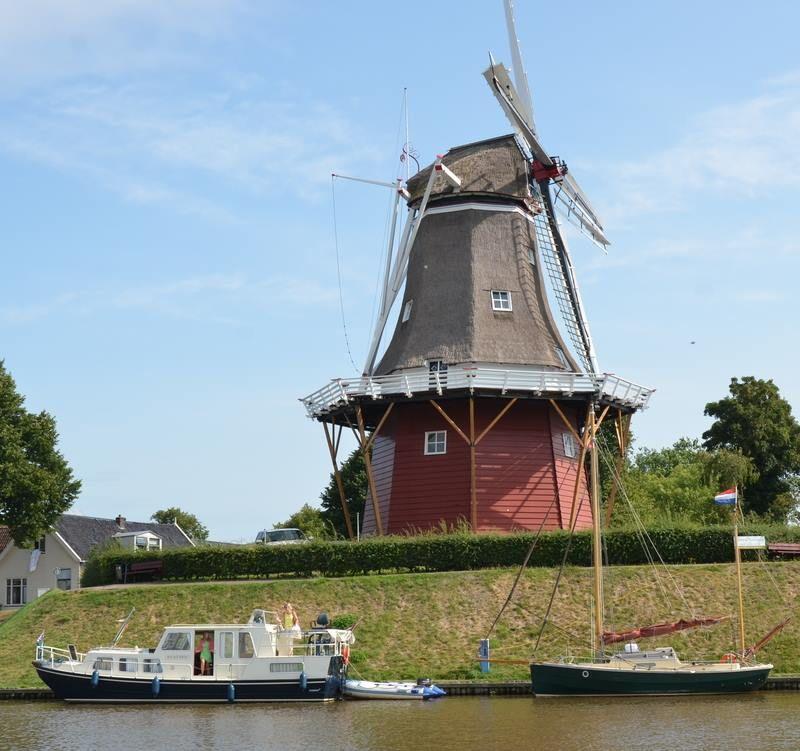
[{"x1": 301, "y1": 365, "x2": 654, "y2": 420}]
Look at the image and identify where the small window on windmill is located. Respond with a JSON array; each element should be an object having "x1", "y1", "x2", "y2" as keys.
[
  {"x1": 402, "y1": 299, "x2": 413, "y2": 323},
  {"x1": 491, "y1": 290, "x2": 512, "y2": 311},
  {"x1": 424, "y1": 430, "x2": 447, "y2": 455},
  {"x1": 554, "y1": 347, "x2": 570, "y2": 369},
  {"x1": 562, "y1": 432, "x2": 577, "y2": 459},
  {"x1": 428, "y1": 360, "x2": 448, "y2": 389},
  {"x1": 527, "y1": 247, "x2": 536, "y2": 267}
]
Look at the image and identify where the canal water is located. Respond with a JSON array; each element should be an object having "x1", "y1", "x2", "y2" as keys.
[{"x1": 2, "y1": 693, "x2": 800, "y2": 751}]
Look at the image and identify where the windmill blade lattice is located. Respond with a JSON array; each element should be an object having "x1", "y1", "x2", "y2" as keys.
[{"x1": 532, "y1": 204, "x2": 596, "y2": 373}]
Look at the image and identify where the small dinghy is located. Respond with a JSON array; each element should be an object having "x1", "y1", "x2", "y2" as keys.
[{"x1": 344, "y1": 679, "x2": 446, "y2": 700}]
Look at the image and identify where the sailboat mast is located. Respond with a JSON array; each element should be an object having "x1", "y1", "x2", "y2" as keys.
[
  {"x1": 589, "y1": 405, "x2": 605, "y2": 653},
  {"x1": 733, "y1": 492, "x2": 746, "y2": 656}
]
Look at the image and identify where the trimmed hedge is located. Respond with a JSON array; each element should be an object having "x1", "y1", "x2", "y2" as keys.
[{"x1": 80, "y1": 524, "x2": 800, "y2": 587}]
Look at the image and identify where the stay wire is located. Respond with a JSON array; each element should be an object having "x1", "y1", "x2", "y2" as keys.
[
  {"x1": 484, "y1": 428, "x2": 577, "y2": 645},
  {"x1": 331, "y1": 175, "x2": 360, "y2": 374}
]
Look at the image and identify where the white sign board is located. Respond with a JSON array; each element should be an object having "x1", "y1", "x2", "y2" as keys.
[{"x1": 736, "y1": 535, "x2": 766, "y2": 550}]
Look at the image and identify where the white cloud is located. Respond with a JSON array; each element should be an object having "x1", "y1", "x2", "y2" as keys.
[
  {"x1": 0, "y1": 0, "x2": 248, "y2": 87},
  {"x1": 0, "y1": 80, "x2": 379, "y2": 216},
  {"x1": 605, "y1": 75, "x2": 800, "y2": 223},
  {"x1": 0, "y1": 272, "x2": 338, "y2": 327}
]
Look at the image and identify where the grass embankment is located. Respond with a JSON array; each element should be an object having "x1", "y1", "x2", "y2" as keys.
[{"x1": 1, "y1": 562, "x2": 798, "y2": 689}]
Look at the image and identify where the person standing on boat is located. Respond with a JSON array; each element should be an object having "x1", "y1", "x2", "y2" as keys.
[
  {"x1": 199, "y1": 632, "x2": 213, "y2": 675},
  {"x1": 280, "y1": 602, "x2": 301, "y2": 634}
]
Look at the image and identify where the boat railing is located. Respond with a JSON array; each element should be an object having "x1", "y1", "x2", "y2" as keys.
[{"x1": 36, "y1": 644, "x2": 85, "y2": 671}]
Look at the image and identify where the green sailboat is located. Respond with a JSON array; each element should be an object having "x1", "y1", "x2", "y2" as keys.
[{"x1": 530, "y1": 410, "x2": 780, "y2": 697}]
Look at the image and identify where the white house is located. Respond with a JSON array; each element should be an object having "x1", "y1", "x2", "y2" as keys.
[{"x1": 0, "y1": 514, "x2": 194, "y2": 608}]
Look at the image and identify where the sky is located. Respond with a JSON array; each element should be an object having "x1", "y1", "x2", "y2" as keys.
[{"x1": 2, "y1": 1, "x2": 799, "y2": 541}]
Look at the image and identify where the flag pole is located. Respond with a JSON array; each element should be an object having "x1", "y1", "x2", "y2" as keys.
[{"x1": 733, "y1": 485, "x2": 747, "y2": 658}]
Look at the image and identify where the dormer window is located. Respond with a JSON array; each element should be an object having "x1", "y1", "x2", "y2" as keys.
[
  {"x1": 562, "y1": 432, "x2": 577, "y2": 458},
  {"x1": 402, "y1": 299, "x2": 413, "y2": 323},
  {"x1": 491, "y1": 290, "x2": 512, "y2": 311}
]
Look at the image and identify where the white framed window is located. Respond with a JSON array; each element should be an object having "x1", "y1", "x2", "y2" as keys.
[
  {"x1": 220, "y1": 632, "x2": 234, "y2": 659},
  {"x1": 527, "y1": 247, "x2": 536, "y2": 266},
  {"x1": 562, "y1": 432, "x2": 577, "y2": 459},
  {"x1": 143, "y1": 658, "x2": 162, "y2": 674},
  {"x1": 93, "y1": 658, "x2": 113, "y2": 671},
  {"x1": 554, "y1": 347, "x2": 570, "y2": 369},
  {"x1": 119, "y1": 657, "x2": 137, "y2": 673},
  {"x1": 491, "y1": 290, "x2": 512, "y2": 311},
  {"x1": 425, "y1": 430, "x2": 447, "y2": 455},
  {"x1": 34, "y1": 537, "x2": 46, "y2": 554},
  {"x1": 161, "y1": 631, "x2": 192, "y2": 651},
  {"x1": 238, "y1": 632, "x2": 255, "y2": 659},
  {"x1": 6, "y1": 578, "x2": 26, "y2": 606},
  {"x1": 402, "y1": 299, "x2": 413, "y2": 323}
]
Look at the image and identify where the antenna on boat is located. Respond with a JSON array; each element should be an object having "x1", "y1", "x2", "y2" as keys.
[{"x1": 112, "y1": 607, "x2": 136, "y2": 647}]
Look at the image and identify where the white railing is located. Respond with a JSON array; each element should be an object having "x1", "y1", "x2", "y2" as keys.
[
  {"x1": 36, "y1": 644, "x2": 86, "y2": 671},
  {"x1": 301, "y1": 367, "x2": 654, "y2": 417}
]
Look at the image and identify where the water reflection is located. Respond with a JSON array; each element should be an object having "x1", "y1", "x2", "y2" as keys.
[{"x1": 3, "y1": 693, "x2": 800, "y2": 751}]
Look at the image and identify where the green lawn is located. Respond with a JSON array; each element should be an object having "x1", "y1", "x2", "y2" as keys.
[{"x1": 1, "y1": 562, "x2": 798, "y2": 688}]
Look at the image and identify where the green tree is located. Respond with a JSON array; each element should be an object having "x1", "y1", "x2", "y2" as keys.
[
  {"x1": 151, "y1": 507, "x2": 209, "y2": 542},
  {"x1": 703, "y1": 377, "x2": 800, "y2": 518},
  {"x1": 319, "y1": 449, "x2": 367, "y2": 538},
  {"x1": 610, "y1": 439, "x2": 748, "y2": 526},
  {"x1": 274, "y1": 503, "x2": 331, "y2": 539},
  {"x1": 0, "y1": 361, "x2": 81, "y2": 546}
]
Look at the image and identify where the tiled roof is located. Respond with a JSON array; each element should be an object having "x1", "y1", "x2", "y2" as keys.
[
  {"x1": 55, "y1": 514, "x2": 194, "y2": 561},
  {"x1": 0, "y1": 526, "x2": 11, "y2": 555}
]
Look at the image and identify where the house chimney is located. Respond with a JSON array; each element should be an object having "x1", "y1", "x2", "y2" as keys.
[{"x1": 115, "y1": 515, "x2": 126, "y2": 530}]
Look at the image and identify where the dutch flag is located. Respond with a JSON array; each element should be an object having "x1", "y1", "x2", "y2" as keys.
[{"x1": 714, "y1": 488, "x2": 738, "y2": 505}]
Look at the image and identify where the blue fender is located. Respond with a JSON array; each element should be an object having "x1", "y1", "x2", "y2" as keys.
[
  {"x1": 151, "y1": 676, "x2": 161, "y2": 698},
  {"x1": 90, "y1": 670, "x2": 99, "y2": 688},
  {"x1": 227, "y1": 683, "x2": 235, "y2": 703},
  {"x1": 299, "y1": 671, "x2": 307, "y2": 691}
]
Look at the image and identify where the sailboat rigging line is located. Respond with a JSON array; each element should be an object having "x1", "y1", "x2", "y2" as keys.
[
  {"x1": 483, "y1": 490, "x2": 561, "y2": 642},
  {"x1": 331, "y1": 175, "x2": 360, "y2": 373},
  {"x1": 484, "y1": 418, "x2": 579, "y2": 643},
  {"x1": 598, "y1": 440, "x2": 696, "y2": 618}
]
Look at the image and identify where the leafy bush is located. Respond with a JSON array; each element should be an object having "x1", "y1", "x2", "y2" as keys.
[{"x1": 80, "y1": 523, "x2": 800, "y2": 587}]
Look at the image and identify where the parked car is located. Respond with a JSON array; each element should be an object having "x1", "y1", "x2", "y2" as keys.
[{"x1": 255, "y1": 528, "x2": 309, "y2": 545}]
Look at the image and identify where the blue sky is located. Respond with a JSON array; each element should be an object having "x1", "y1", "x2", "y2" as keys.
[{"x1": 2, "y1": 1, "x2": 799, "y2": 541}]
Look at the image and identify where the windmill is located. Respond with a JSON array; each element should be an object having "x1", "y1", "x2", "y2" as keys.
[{"x1": 302, "y1": 1, "x2": 653, "y2": 538}]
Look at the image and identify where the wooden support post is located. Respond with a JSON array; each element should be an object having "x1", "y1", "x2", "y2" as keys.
[
  {"x1": 356, "y1": 405, "x2": 384, "y2": 536},
  {"x1": 567, "y1": 403, "x2": 595, "y2": 531},
  {"x1": 548, "y1": 399, "x2": 582, "y2": 445},
  {"x1": 469, "y1": 397, "x2": 477, "y2": 530},
  {"x1": 363, "y1": 402, "x2": 395, "y2": 453},
  {"x1": 429, "y1": 398, "x2": 519, "y2": 532},
  {"x1": 475, "y1": 398, "x2": 518, "y2": 445},
  {"x1": 323, "y1": 422, "x2": 354, "y2": 540},
  {"x1": 429, "y1": 400, "x2": 470, "y2": 444}
]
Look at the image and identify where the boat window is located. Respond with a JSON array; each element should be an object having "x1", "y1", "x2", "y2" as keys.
[
  {"x1": 143, "y1": 658, "x2": 162, "y2": 674},
  {"x1": 161, "y1": 631, "x2": 192, "y2": 651},
  {"x1": 219, "y1": 632, "x2": 234, "y2": 659},
  {"x1": 269, "y1": 662, "x2": 303, "y2": 673},
  {"x1": 238, "y1": 632, "x2": 255, "y2": 659},
  {"x1": 93, "y1": 658, "x2": 113, "y2": 671},
  {"x1": 119, "y1": 657, "x2": 137, "y2": 672}
]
